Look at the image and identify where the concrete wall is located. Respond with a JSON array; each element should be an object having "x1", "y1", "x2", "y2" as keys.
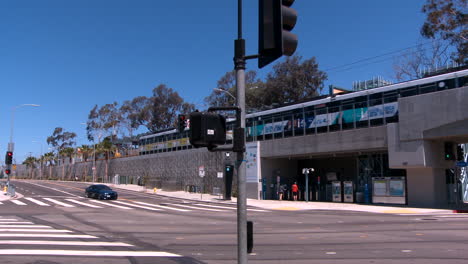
[{"x1": 261, "y1": 126, "x2": 387, "y2": 158}]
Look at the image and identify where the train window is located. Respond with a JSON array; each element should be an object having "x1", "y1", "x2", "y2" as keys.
[
  {"x1": 419, "y1": 83, "x2": 437, "y2": 94},
  {"x1": 304, "y1": 110, "x2": 315, "y2": 135},
  {"x1": 400, "y1": 86, "x2": 418, "y2": 97},
  {"x1": 315, "y1": 107, "x2": 328, "y2": 133},
  {"x1": 355, "y1": 100, "x2": 368, "y2": 128},
  {"x1": 328, "y1": 105, "x2": 340, "y2": 132},
  {"x1": 341, "y1": 103, "x2": 355, "y2": 130},
  {"x1": 284, "y1": 115, "x2": 293, "y2": 138},
  {"x1": 294, "y1": 113, "x2": 304, "y2": 136},
  {"x1": 264, "y1": 118, "x2": 273, "y2": 140}
]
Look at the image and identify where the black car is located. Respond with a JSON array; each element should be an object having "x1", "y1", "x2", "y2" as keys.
[{"x1": 85, "y1": 184, "x2": 118, "y2": 200}]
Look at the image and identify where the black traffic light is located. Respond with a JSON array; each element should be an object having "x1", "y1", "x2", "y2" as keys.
[
  {"x1": 259, "y1": 0, "x2": 298, "y2": 68},
  {"x1": 457, "y1": 145, "x2": 465, "y2": 161},
  {"x1": 5, "y1": 151, "x2": 13, "y2": 165},
  {"x1": 444, "y1": 142, "x2": 455, "y2": 160},
  {"x1": 178, "y1": 114, "x2": 188, "y2": 133},
  {"x1": 224, "y1": 165, "x2": 234, "y2": 200},
  {"x1": 5, "y1": 169, "x2": 11, "y2": 175},
  {"x1": 189, "y1": 111, "x2": 226, "y2": 150}
]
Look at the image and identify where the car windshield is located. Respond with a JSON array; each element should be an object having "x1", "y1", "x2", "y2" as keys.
[{"x1": 95, "y1": 185, "x2": 112, "y2": 191}]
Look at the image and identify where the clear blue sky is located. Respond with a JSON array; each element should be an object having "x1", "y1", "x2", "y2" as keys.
[{"x1": 0, "y1": 0, "x2": 427, "y2": 162}]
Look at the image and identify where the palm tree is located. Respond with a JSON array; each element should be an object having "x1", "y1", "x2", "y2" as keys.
[
  {"x1": 96, "y1": 137, "x2": 116, "y2": 183},
  {"x1": 22, "y1": 157, "x2": 38, "y2": 179},
  {"x1": 42, "y1": 152, "x2": 55, "y2": 179}
]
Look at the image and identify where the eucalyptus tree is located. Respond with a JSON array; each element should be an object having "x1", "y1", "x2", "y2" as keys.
[
  {"x1": 421, "y1": 0, "x2": 467, "y2": 64},
  {"x1": 144, "y1": 84, "x2": 195, "y2": 133},
  {"x1": 46, "y1": 127, "x2": 77, "y2": 166},
  {"x1": 263, "y1": 55, "x2": 327, "y2": 106},
  {"x1": 204, "y1": 70, "x2": 262, "y2": 110},
  {"x1": 120, "y1": 97, "x2": 148, "y2": 138},
  {"x1": 87, "y1": 102, "x2": 122, "y2": 143}
]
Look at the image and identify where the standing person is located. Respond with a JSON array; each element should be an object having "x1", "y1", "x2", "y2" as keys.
[
  {"x1": 279, "y1": 185, "x2": 285, "y2": 200},
  {"x1": 292, "y1": 182, "x2": 299, "y2": 201}
]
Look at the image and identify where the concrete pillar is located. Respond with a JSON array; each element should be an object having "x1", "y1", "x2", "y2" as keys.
[{"x1": 406, "y1": 167, "x2": 447, "y2": 208}]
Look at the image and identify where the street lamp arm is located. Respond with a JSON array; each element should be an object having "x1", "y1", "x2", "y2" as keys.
[{"x1": 213, "y1": 88, "x2": 236, "y2": 101}]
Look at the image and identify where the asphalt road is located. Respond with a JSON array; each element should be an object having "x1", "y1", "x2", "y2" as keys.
[{"x1": 1, "y1": 180, "x2": 468, "y2": 264}]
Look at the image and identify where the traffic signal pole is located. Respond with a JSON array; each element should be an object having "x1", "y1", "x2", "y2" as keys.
[{"x1": 235, "y1": 1, "x2": 247, "y2": 263}]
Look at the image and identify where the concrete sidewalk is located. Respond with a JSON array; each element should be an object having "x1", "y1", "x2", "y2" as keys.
[{"x1": 110, "y1": 184, "x2": 455, "y2": 215}]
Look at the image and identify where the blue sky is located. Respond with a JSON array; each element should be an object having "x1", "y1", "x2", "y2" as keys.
[{"x1": 0, "y1": 0, "x2": 427, "y2": 162}]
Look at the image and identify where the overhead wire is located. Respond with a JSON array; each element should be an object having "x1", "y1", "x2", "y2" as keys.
[{"x1": 323, "y1": 41, "x2": 434, "y2": 73}]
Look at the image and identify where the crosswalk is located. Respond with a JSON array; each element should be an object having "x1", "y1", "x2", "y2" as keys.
[
  {"x1": 0, "y1": 197, "x2": 269, "y2": 213},
  {"x1": 0, "y1": 216, "x2": 182, "y2": 258}
]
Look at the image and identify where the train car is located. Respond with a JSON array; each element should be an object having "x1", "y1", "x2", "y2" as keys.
[{"x1": 139, "y1": 68, "x2": 468, "y2": 155}]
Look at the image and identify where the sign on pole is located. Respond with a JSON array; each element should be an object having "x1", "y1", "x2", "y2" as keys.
[{"x1": 198, "y1": 166, "x2": 205, "y2": 177}]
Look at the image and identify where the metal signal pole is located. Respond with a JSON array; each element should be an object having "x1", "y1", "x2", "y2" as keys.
[{"x1": 235, "y1": 0, "x2": 247, "y2": 263}]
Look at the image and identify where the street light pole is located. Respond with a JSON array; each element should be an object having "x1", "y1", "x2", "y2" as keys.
[{"x1": 8, "y1": 104, "x2": 40, "y2": 187}]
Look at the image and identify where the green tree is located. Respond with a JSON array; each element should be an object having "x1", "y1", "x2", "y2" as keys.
[
  {"x1": 204, "y1": 70, "x2": 261, "y2": 109},
  {"x1": 87, "y1": 102, "x2": 122, "y2": 143},
  {"x1": 23, "y1": 156, "x2": 37, "y2": 179},
  {"x1": 96, "y1": 137, "x2": 116, "y2": 183},
  {"x1": 120, "y1": 97, "x2": 148, "y2": 138},
  {"x1": 145, "y1": 84, "x2": 195, "y2": 132},
  {"x1": 421, "y1": 0, "x2": 467, "y2": 63},
  {"x1": 264, "y1": 55, "x2": 327, "y2": 106},
  {"x1": 47, "y1": 127, "x2": 77, "y2": 154}
]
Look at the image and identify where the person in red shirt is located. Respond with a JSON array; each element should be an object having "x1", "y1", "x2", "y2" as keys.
[{"x1": 291, "y1": 182, "x2": 299, "y2": 201}]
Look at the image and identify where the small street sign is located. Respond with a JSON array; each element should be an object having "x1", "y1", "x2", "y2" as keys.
[{"x1": 456, "y1": 161, "x2": 468, "y2": 167}]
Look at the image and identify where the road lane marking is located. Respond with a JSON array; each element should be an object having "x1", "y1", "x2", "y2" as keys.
[
  {"x1": 10, "y1": 200, "x2": 27, "y2": 205},
  {"x1": 0, "y1": 240, "x2": 133, "y2": 247},
  {"x1": 194, "y1": 203, "x2": 268, "y2": 212},
  {"x1": 66, "y1": 199, "x2": 102, "y2": 208},
  {"x1": 0, "y1": 225, "x2": 51, "y2": 228},
  {"x1": 170, "y1": 204, "x2": 224, "y2": 212},
  {"x1": 22, "y1": 182, "x2": 80, "y2": 197},
  {"x1": 0, "y1": 222, "x2": 33, "y2": 224},
  {"x1": 24, "y1": 198, "x2": 50, "y2": 206},
  {"x1": 133, "y1": 201, "x2": 190, "y2": 212},
  {"x1": 0, "y1": 229, "x2": 72, "y2": 233},
  {"x1": 0, "y1": 234, "x2": 96, "y2": 238},
  {"x1": 0, "y1": 249, "x2": 181, "y2": 257},
  {"x1": 193, "y1": 203, "x2": 236, "y2": 210},
  {"x1": 43, "y1": 198, "x2": 75, "y2": 207},
  {"x1": 90, "y1": 200, "x2": 133, "y2": 209},
  {"x1": 113, "y1": 201, "x2": 163, "y2": 211}
]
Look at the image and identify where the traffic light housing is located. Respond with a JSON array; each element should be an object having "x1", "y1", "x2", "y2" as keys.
[
  {"x1": 5, "y1": 169, "x2": 11, "y2": 175},
  {"x1": 259, "y1": 0, "x2": 298, "y2": 68},
  {"x1": 457, "y1": 145, "x2": 465, "y2": 161},
  {"x1": 5, "y1": 151, "x2": 13, "y2": 165},
  {"x1": 189, "y1": 111, "x2": 226, "y2": 150},
  {"x1": 444, "y1": 142, "x2": 455, "y2": 160},
  {"x1": 178, "y1": 114, "x2": 188, "y2": 133}
]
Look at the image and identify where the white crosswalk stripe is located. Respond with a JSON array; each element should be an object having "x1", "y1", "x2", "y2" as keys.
[
  {"x1": 24, "y1": 197, "x2": 50, "y2": 206},
  {"x1": 133, "y1": 201, "x2": 190, "y2": 212},
  {"x1": 90, "y1": 200, "x2": 133, "y2": 209},
  {"x1": 1, "y1": 197, "x2": 269, "y2": 213},
  {"x1": 43, "y1": 198, "x2": 75, "y2": 207},
  {"x1": 0, "y1": 218, "x2": 181, "y2": 258},
  {"x1": 170, "y1": 203, "x2": 225, "y2": 212},
  {"x1": 194, "y1": 203, "x2": 269, "y2": 212},
  {"x1": 10, "y1": 200, "x2": 27, "y2": 205},
  {"x1": 66, "y1": 199, "x2": 103, "y2": 208},
  {"x1": 113, "y1": 201, "x2": 163, "y2": 211}
]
